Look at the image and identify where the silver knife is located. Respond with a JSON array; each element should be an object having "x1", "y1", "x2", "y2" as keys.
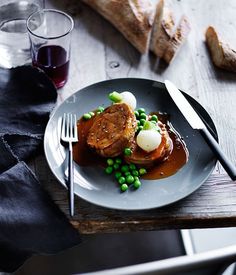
[{"x1": 165, "y1": 80, "x2": 236, "y2": 181}]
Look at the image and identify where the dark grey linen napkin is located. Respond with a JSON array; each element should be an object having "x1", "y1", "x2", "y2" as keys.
[{"x1": 0, "y1": 66, "x2": 81, "y2": 272}]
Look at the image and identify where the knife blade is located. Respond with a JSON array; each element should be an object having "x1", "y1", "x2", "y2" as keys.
[
  {"x1": 165, "y1": 80, "x2": 206, "y2": 130},
  {"x1": 164, "y1": 80, "x2": 236, "y2": 181}
]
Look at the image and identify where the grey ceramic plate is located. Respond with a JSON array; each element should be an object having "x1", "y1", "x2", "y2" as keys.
[{"x1": 44, "y1": 78, "x2": 217, "y2": 210}]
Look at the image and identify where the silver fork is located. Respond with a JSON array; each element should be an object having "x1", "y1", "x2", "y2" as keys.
[{"x1": 61, "y1": 113, "x2": 78, "y2": 216}]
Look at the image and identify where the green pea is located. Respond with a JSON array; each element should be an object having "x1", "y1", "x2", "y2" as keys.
[
  {"x1": 124, "y1": 171, "x2": 131, "y2": 176},
  {"x1": 96, "y1": 111, "x2": 101, "y2": 115},
  {"x1": 134, "y1": 110, "x2": 139, "y2": 118},
  {"x1": 126, "y1": 175, "x2": 134, "y2": 184},
  {"x1": 109, "y1": 91, "x2": 122, "y2": 103},
  {"x1": 115, "y1": 158, "x2": 122, "y2": 164},
  {"x1": 151, "y1": 114, "x2": 158, "y2": 122},
  {"x1": 121, "y1": 165, "x2": 129, "y2": 173},
  {"x1": 132, "y1": 170, "x2": 139, "y2": 177},
  {"x1": 83, "y1": 113, "x2": 91, "y2": 120},
  {"x1": 107, "y1": 158, "x2": 114, "y2": 166},
  {"x1": 105, "y1": 166, "x2": 113, "y2": 174},
  {"x1": 139, "y1": 168, "x2": 147, "y2": 175},
  {"x1": 89, "y1": 111, "x2": 95, "y2": 117},
  {"x1": 97, "y1": 106, "x2": 105, "y2": 112},
  {"x1": 134, "y1": 176, "x2": 139, "y2": 181},
  {"x1": 115, "y1": 172, "x2": 122, "y2": 179},
  {"x1": 118, "y1": 177, "x2": 126, "y2": 185},
  {"x1": 113, "y1": 163, "x2": 120, "y2": 170},
  {"x1": 124, "y1": 147, "x2": 132, "y2": 156},
  {"x1": 138, "y1": 108, "x2": 146, "y2": 114},
  {"x1": 134, "y1": 180, "x2": 141, "y2": 189},
  {"x1": 137, "y1": 120, "x2": 140, "y2": 126},
  {"x1": 129, "y1": 164, "x2": 136, "y2": 170},
  {"x1": 121, "y1": 183, "x2": 128, "y2": 192},
  {"x1": 140, "y1": 119, "x2": 146, "y2": 125},
  {"x1": 139, "y1": 113, "x2": 147, "y2": 120}
]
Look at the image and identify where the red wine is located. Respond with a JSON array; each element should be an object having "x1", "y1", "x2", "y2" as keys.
[{"x1": 33, "y1": 45, "x2": 69, "y2": 88}]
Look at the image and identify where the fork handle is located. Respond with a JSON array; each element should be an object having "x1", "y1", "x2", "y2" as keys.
[{"x1": 68, "y1": 142, "x2": 74, "y2": 216}]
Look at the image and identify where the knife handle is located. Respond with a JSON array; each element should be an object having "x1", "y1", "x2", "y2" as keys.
[{"x1": 200, "y1": 128, "x2": 236, "y2": 181}]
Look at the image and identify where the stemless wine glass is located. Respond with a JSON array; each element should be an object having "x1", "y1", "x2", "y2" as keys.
[
  {"x1": 27, "y1": 9, "x2": 74, "y2": 89},
  {"x1": 0, "y1": 0, "x2": 44, "y2": 68}
]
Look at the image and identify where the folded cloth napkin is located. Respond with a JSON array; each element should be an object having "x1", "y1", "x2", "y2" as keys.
[{"x1": 0, "y1": 66, "x2": 81, "y2": 272}]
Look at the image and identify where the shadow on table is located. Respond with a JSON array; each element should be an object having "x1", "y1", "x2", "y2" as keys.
[{"x1": 14, "y1": 230, "x2": 184, "y2": 275}]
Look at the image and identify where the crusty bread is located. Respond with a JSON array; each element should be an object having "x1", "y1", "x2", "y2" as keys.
[
  {"x1": 163, "y1": 15, "x2": 191, "y2": 63},
  {"x1": 82, "y1": 0, "x2": 154, "y2": 54},
  {"x1": 150, "y1": 0, "x2": 175, "y2": 58},
  {"x1": 205, "y1": 26, "x2": 236, "y2": 73}
]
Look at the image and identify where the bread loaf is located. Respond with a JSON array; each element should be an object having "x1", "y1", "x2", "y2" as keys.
[
  {"x1": 82, "y1": 0, "x2": 154, "y2": 54},
  {"x1": 163, "y1": 15, "x2": 191, "y2": 63},
  {"x1": 82, "y1": 0, "x2": 191, "y2": 63},
  {"x1": 150, "y1": 0, "x2": 175, "y2": 58},
  {"x1": 205, "y1": 26, "x2": 236, "y2": 73}
]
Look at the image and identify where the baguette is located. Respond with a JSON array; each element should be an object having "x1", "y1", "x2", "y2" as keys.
[
  {"x1": 150, "y1": 0, "x2": 175, "y2": 58},
  {"x1": 163, "y1": 15, "x2": 191, "y2": 64},
  {"x1": 205, "y1": 26, "x2": 236, "y2": 73},
  {"x1": 82, "y1": 0, "x2": 154, "y2": 54}
]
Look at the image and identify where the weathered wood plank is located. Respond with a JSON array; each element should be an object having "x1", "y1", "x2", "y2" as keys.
[
  {"x1": 179, "y1": 0, "x2": 236, "y2": 173},
  {"x1": 37, "y1": 0, "x2": 236, "y2": 233}
]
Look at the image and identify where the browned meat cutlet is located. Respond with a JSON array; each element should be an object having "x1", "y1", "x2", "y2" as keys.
[
  {"x1": 87, "y1": 103, "x2": 137, "y2": 158},
  {"x1": 125, "y1": 121, "x2": 172, "y2": 167}
]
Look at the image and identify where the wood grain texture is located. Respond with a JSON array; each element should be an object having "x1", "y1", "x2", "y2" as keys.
[{"x1": 37, "y1": 0, "x2": 236, "y2": 233}]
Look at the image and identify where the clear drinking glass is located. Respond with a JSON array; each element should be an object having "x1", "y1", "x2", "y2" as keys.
[
  {"x1": 27, "y1": 9, "x2": 74, "y2": 89},
  {"x1": 0, "y1": 0, "x2": 44, "y2": 68}
]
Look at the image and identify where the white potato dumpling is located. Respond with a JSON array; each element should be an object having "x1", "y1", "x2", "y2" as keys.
[
  {"x1": 120, "y1": 91, "x2": 137, "y2": 110},
  {"x1": 136, "y1": 129, "x2": 162, "y2": 152}
]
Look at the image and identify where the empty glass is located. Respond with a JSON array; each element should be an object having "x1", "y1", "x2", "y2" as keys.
[
  {"x1": 0, "y1": 0, "x2": 44, "y2": 68},
  {"x1": 27, "y1": 9, "x2": 74, "y2": 89}
]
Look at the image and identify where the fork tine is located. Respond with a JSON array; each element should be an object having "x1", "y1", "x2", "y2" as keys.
[
  {"x1": 74, "y1": 114, "x2": 78, "y2": 140},
  {"x1": 66, "y1": 113, "x2": 70, "y2": 138},
  {"x1": 70, "y1": 113, "x2": 73, "y2": 137},
  {"x1": 61, "y1": 113, "x2": 66, "y2": 139}
]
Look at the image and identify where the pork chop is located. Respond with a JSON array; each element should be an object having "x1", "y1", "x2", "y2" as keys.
[
  {"x1": 125, "y1": 121, "x2": 172, "y2": 167},
  {"x1": 87, "y1": 103, "x2": 137, "y2": 158}
]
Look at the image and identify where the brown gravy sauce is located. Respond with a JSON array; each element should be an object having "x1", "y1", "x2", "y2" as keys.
[{"x1": 73, "y1": 112, "x2": 188, "y2": 180}]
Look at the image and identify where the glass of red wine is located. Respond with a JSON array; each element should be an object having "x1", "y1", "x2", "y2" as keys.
[{"x1": 27, "y1": 9, "x2": 74, "y2": 89}]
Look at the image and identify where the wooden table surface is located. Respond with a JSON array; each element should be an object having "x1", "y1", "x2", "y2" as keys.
[{"x1": 35, "y1": 0, "x2": 236, "y2": 234}]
